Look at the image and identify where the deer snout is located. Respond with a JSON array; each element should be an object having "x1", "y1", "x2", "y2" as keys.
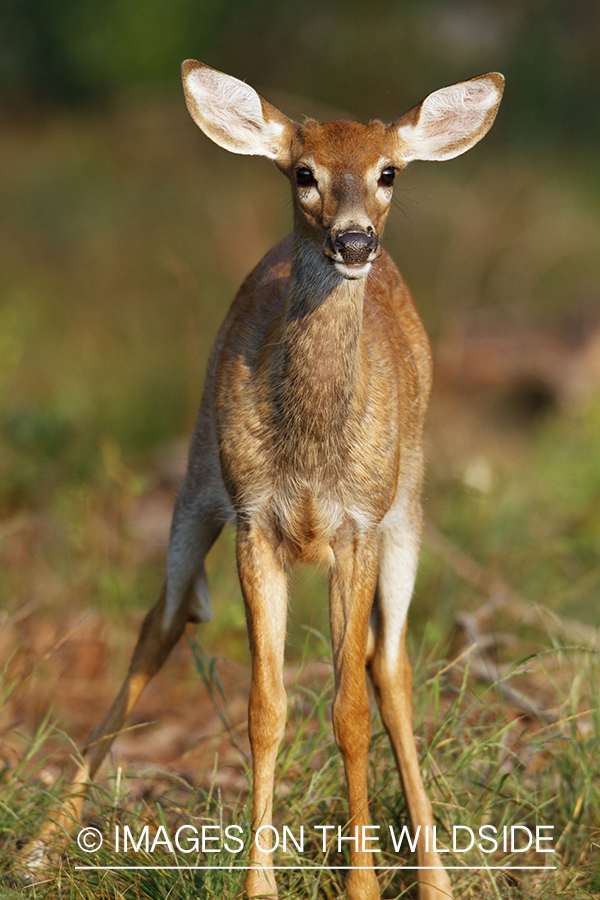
[
  {"x1": 335, "y1": 229, "x2": 378, "y2": 263},
  {"x1": 326, "y1": 228, "x2": 379, "y2": 270}
]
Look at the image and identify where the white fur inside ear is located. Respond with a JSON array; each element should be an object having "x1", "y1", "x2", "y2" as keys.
[
  {"x1": 185, "y1": 67, "x2": 284, "y2": 158},
  {"x1": 399, "y1": 77, "x2": 501, "y2": 162}
]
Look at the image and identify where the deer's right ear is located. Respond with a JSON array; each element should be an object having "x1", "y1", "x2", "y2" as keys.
[{"x1": 182, "y1": 60, "x2": 295, "y2": 163}]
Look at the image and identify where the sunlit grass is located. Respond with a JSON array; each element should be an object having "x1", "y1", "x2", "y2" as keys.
[{"x1": 2, "y1": 635, "x2": 599, "y2": 898}]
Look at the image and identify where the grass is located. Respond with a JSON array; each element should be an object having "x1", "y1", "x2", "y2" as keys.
[
  {"x1": 1, "y1": 631, "x2": 599, "y2": 898},
  {"x1": 1, "y1": 92, "x2": 600, "y2": 897}
]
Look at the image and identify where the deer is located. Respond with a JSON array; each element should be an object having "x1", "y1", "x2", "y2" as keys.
[{"x1": 26, "y1": 61, "x2": 503, "y2": 900}]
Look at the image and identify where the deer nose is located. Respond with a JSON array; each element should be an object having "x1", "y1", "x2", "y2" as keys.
[{"x1": 333, "y1": 229, "x2": 378, "y2": 265}]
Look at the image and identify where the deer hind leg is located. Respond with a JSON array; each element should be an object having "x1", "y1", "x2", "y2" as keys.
[
  {"x1": 25, "y1": 479, "x2": 228, "y2": 865},
  {"x1": 367, "y1": 503, "x2": 453, "y2": 900},
  {"x1": 86, "y1": 469, "x2": 229, "y2": 768},
  {"x1": 329, "y1": 531, "x2": 380, "y2": 900},
  {"x1": 236, "y1": 523, "x2": 288, "y2": 899}
]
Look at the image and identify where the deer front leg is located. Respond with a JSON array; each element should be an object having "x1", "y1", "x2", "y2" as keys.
[
  {"x1": 237, "y1": 524, "x2": 288, "y2": 899},
  {"x1": 368, "y1": 510, "x2": 453, "y2": 900},
  {"x1": 329, "y1": 532, "x2": 380, "y2": 900}
]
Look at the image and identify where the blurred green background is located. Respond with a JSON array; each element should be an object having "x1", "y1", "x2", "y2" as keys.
[
  {"x1": 1, "y1": 0, "x2": 600, "y2": 655},
  {"x1": 3, "y1": 0, "x2": 600, "y2": 141}
]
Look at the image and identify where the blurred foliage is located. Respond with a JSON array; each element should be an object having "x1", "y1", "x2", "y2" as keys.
[
  {"x1": 420, "y1": 402, "x2": 600, "y2": 638},
  {"x1": 0, "y1": 0, "x2": 599, "y2": 636},
  {"x1": 2, "y1": 0, "x2": 600, "y2": 146}
]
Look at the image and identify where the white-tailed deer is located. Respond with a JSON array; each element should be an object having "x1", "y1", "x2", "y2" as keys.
[{"x1": 28, "y1": 62, "x2": 503, "y2": 899}]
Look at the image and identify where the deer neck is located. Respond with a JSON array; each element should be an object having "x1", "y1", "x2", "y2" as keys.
[{"x1": 271, "y1": 238, "x2": 366, "y2": 445}]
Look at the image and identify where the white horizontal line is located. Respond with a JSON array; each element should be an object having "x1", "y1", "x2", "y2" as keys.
[{"x1": 75, "y1": 865, "x2": 557, "y2": 871}]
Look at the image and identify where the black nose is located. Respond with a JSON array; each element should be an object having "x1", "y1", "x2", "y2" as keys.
[{"x1": 334, "y1": 230, "x2": 378, "y2": 265}]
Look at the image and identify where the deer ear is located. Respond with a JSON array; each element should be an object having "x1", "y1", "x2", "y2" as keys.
[
  {"x1": 394, "y1": 73, "x2": 504, "y2": 163},
  {"x1": 181, "y1": 60, "x2": 295, "y2": 163}
]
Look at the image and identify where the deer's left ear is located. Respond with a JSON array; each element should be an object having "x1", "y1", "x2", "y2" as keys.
[
  {"x1": 393, "y1": 73, "x2": 504, "y2": 163},
  {"x1": 182, "y1": 60, "x2": 296, "y2": 163}
]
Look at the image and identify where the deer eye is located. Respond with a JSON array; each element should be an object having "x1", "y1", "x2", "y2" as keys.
[
  {"x1": 295, "y1": 167, "x2": 316, "y2": 187},
  {"x1": 379, "y1": 166, "x2": 396, "y2": 187}
]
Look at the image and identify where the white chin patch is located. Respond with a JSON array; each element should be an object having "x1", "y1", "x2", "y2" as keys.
[{"x1": 335, "y1": 261, "x2": 372, "y2": 280}]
